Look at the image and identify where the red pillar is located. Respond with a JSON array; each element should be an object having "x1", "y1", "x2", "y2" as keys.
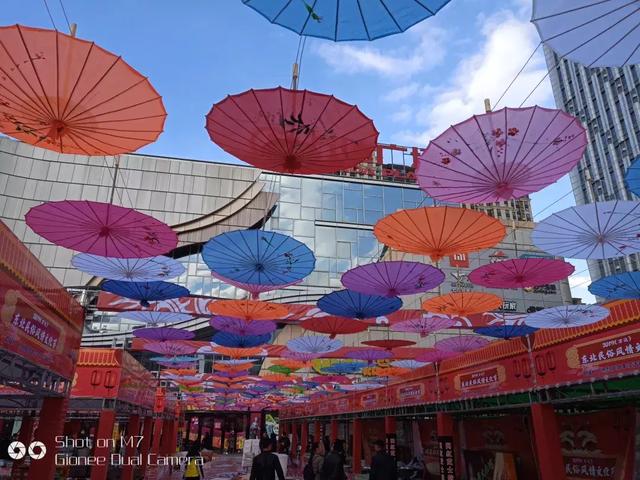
[
  {"x1": 301, "y1": 422, "x2": 309, "y2": 456},
  {"x1": 27, "y1": 398, "x2": 67, "y2": 480},
  {"x1": 139, "y1": 416, "x2": 153, "y2": 474},
  {"x1": 151, "y1": 417, "x2": 164, "y2": 455},
  {"x1": 330, "y1": 419, "x2": 338, "y2": 443},
  {"x1": 352, "y1": 419, "x2": 362, "y2": 474},
  {"x1": 12, "y1": 415, "x2": 34, "y2": 477},
  {"x1": 290, "y1": 423, "x2": 298, "y2": 460},
  {"x1": 314, "y1": 420, "x2": 321, "y2": 443},
  {"x1": 436, "y1": 412, "x2": 459, "y2": 480},
  {"x1": 530, "y1": 404, "x2": 566, "y2": 480},
  {"x1": 90, "y1": 409, "x2": 116, "y2": 480},
  {"x1": 160, "y1": 419, "x2": 177, "y2": 456},
  {"x1": 120, "y1": 414, "x2": 141, "y2": 480}
]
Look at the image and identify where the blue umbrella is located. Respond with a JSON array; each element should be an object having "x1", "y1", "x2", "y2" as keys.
[
  {"x1": 474, "y1": 324, "x2": 538, "y2": 340},
  {"x1": 150, "y1": 355, "x2": 198, "y2": 364},
  {"x1": 589, "y1": 271, "x2": 640, "y2": 299},
  {"x1": 241, "y1": 0, "x2": 451, "y2": 41},
  {"x1": 325, "y1": 362, "x2": 366, "y2": 375},
  {"x1": 120, "y1": 311, "x2": 194, "y2": 325},
  {"x1": 317, "y1": 289, "x2": 402, "y2": 319},
  {"x1": 101, "y1": 280, "x2": 189, "y2": 307},
  {"x1": 627, "y1": 157, "x2": 640, "y2": 196},
  {"x1": 212, "y1": 332, "x2": 272, "y2": 348},
  {"x1": 202, "y1": 230, "x2": 315, "y2": 286}
]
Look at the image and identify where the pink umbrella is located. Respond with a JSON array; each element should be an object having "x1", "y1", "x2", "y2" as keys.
[
  {"x1": 25, "y1": 200, "x2": 177, "y2": 258},
  {"x1": 143, "y1": 341, "x2": 197, "y2": 355},
  {"x1": 341, "y1": 261, "x2": 444, "y2": 297},
  {"x1": 212, "y1": 272, "x2": 302, "y2": 299},
  {"x1": 415, "y1": 349, "x2": 457, "y2": 363},
  {"x1": 434, "y1": 335, "x2": 490, "y2": 354},
  {"x1": 346, "y1": 348, "x2": 392, "y2": 364},
  {"x1": 468, "y1": 258, "x2": 575, "y2": 289},
  {"x1": 417, "y1": 106, "x2": 587, "y2": 203},
  {"x1": 132, "y1": 327, "x2": 195, "y2": 342},
  {"x1": 391, "y1": 315, "x2": 455, "y2": 338},
  {"x1": 309, "y1": 375, "x2": 352, "y2": 385}
]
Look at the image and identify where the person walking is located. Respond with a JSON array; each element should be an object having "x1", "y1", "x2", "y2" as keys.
[
  {"x1": 320, "y1": 440, "x2": 346, "y2": 480},
  {"x1": 183, "y1": 443, "x2": 205, "y2": 480},
  {"x1": 250, "y1": 437, "x2": 286, "y2": 480},
  {"x1": 369, "y1": 440, "x2": 397, "y2": 480}
]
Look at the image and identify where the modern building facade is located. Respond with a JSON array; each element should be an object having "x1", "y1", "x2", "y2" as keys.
[
  {"x1": 544, "y1": 46, "x2": 640, "y2": 280},
  {"x1": 0, "y1": 137, "x2": 572, "y2": 340}
]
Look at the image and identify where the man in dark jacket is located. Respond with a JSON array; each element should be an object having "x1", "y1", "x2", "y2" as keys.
[
  {"x1": 321, "y1": 440, "x2": 347, "y2": 480},
  {"x1": 250, "y1": 438, "x2": 286, "y2": 480},
  {"x1": 369, "y1": 440, "x2": 397, "y2": 480}
]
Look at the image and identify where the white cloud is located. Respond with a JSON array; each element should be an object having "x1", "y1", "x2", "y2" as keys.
[
  {"x1": 314, "y1": 23, "x2": 447, "y2": 77},
  {"x1": 391, "y1": 105, "x2": 413, "y2": 123},
  {"x1": 384, "y1": 83, "x2": 420, "y2": 102},
  {"x1": 568, "y1": 275, "x2": 596, "y2": 304},
  {"x1": 390, "y1": 8, "x2": 555, "y2": 146}
]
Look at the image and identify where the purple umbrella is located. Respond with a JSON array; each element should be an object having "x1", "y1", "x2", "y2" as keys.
[
  {"x1": 286, "y1": 336, "x2": 343, "y2": 355},
  {"x1": 417, "y1": 106, "x2": 587, "y2": 203},
  {"x1": 341, "y1": 261, "x2": 444, "y2": 297},
  {"x1": 391, "y1": 315, "x2": 455, "y2": 338},
  {"x1": 144, "y1": 341, "x2": 197, "y2": 355},
  {"x1": 209, "y1": 316, "x2": 277, "y2": 336},
  {"x1": 434, "y1": 335, "x2": 490, "y2": 354},
  {"x1": 133, "y1": 327, "x2": 195, "y2": 342},
  {"x1": 346, "y1": 348, "x2": 393, "y2": 364},
  {"x1": 281, "y1": 349, "x2": 321, "y2": 362}
]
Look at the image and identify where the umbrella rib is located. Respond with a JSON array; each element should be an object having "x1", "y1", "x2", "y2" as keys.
[
  {"x1": 379, "y1": 1, "x2": 403, "y2": 32},
  {"x1": 15, "y1": 26, "x2": 56, "y2": 118},
  {"x1": 246, "y1": 89, "x2": 289, "y2": 153},
  {"x1": 0, "y1": 83, "x2": 49, "y2": 120},
  {"x1": 354, "y1": 0, "x2": 373, "y2": 40},
  {"x1": 291, "y1": 91, "x2": 334, "y2": 154}
]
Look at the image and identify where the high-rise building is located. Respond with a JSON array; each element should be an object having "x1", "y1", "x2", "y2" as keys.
[{"x1": 544, "y1": 46, "x2": 640, "y2": 280}]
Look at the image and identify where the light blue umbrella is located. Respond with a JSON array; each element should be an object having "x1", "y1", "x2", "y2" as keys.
[
  {"x1": 625, "y1": 156, "x2": 640, "y2": 196},
  {"x1": 72, "y1": 253, "x2": 184, "y2": 282}
]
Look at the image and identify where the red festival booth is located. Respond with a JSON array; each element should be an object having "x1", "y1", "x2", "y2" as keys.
[
  {"x1": 0, "y1": 221, "x2": 84, "y2": 479},
  {"x1": 68, "y1": 348, "x2": 179, "y2": 480}
]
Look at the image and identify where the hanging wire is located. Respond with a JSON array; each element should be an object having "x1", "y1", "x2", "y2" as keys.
[
  {"x1": 57, "y1": 0, "x2": 72, "y2": 32},
  {"x1": 42, "y1": 0, "x2": 57, "y2": 30}
]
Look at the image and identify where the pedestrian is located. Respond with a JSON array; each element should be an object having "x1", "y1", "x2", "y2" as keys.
[
  {"x1": 320, "y1": 440, "x2": 346, "y2": 480},
  {"x1": 270, "y1": 432, "x2": 278, "y2": 452},
  {"x1": 312, "y1": 442, "x2": 325, "y2": 480},
  {"x1": 369, "y1": 439, "x2": 397, "y2": 480},
  {"x1": 183, "y1": 443, "x2": 205, "y2": 480},
  {"x1": 250, "y1": 437, "x2": 286, "y2": 480}
]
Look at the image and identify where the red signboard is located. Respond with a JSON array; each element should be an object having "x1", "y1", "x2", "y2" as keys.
[
  {"x1": 396, "y1": 383, "x2": 424, "y2": 404},
  {"x1": 360, "y1": 392, "x2": 378, "y2": 408},
  {"x1": 455, "y1": 366, "x2": 505, "y2": 393},
  {"x1": 566, "y1": 329, "x2": 640, "y2": 374},
  {"x1": 448, "y1": 253, "x2": 469, "y2": 268}
]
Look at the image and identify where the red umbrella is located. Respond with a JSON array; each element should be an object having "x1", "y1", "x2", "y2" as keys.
[
  {"x1": 468, "y1": 258, "x2": 574, "y2": 289},
  {"x1": 300, "y1": 316, "x2": 368, "y2": 339},
  {"x1": 25, "y1": 200, "x2": 177, "y2": 258},
  {"x1": 362, "y1": 339, "x2": 416, "y2": 350},
  {"x1": 205, "y1": 87, "x2": 378, "y2": 174},
  {"x1": 0, "y1": 25, "x2": 166, "y2": 155}
]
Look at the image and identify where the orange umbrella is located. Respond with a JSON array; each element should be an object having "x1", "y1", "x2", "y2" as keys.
[
  {"x1": 363, "y1": 366, "x2": 409, "y2": 377},
  {"x1": 261, "y1": 374, "x2": 293, "y2": 383},
  {"x1": 271, "y1": 359, "x2": 307, "y2": 371},
  {"x1": 163, "y1": 368, "x2": 197, "y2": 376},
  {"x1": 213, "y1": 363, "x2": 254, "y2": 373},
  {"x1": 422, "y1": 292, "x2": 503, "y2": 316},
  {"x1": 213, "y1": 346, "x2": 265, "y2": 358},
  {"x1": 0, "y1": 25, "x2": 166, "y2": 155},
  {"x1": 207, "y1": 375, "x2": 250, "y2": 384},
  {"x1": 374, "y1": 206, "x2": 505, "y2": 261},
  {"x1": 208, "y1": 300, "x2": 289, "y2": 320}
]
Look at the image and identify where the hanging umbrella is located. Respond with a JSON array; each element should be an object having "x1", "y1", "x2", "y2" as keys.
[
  {"x1": 210, "y1": 316, "x2": 277, "y2": 336},
  {"x1": 120, "y1": 311, "x2": 194, "y2": 325},
  {"x1": 267, "y1": 365, "x2": 294, "y2": 375},
  {"x1": 340, "y1": 383, "x2": 381, "y2": 391},
  {"x1": 206, "y1": 87, "x2": 378, "y2": 174},
  {"x1": 281, "y1": 349, "x2": 321, "y2": 362},
  {"x1": 532, "y1": 0, "x2": 640, "y2": 67},
  {"x1": 216, "y1": 359, "x2": 260, "y2": 366},
  {"x1": 391, "y1": 315, "x2": 455, "y2": 338},
  {"x1": 260, "y1": 374, "x2": 295, "y2": 384},
  {"x1": 144, "y1": 341, "x2": 197, "y2": 356},
  {"x1": 589, "y1": 271, "x2": 640, "y2": 299},
  {"x1": 214, "y1": 362, "x2": 255, "y2": 373},
  {"x1": 525, "y1": 305, "x2": 610, "y2": 329},
  {"x1": 208, "y1": 299, "x2": 289, "y2": 320},
  {"x1": 271, "y1": 359, "x2": 307, "y2": 370},
  {"x1": 0, "y1": 25, "x2": 166, "y2": 155},
  {"x1": 474, "y1": 324, "x2": 538, "y2": 339},
  {"x1": 364, "y1": 366, "x2": 410, "y2": 377},
  {"x1": 212, "y1": 332, "x2": 272, "y2": 348},
  {"x1": 309, "y1": 375, "x2": 351, "y2": 385},
  {"x1": 374, "y1": 206, "x2": 505, "y2": 261},
  {"x1": 434, "y1": 335, "x2": 491, "y2": 354},
  {"x1": 415, "y1": 349, "x2": 457, "y2": 363},
  {"x1": 132, "y1": 327, "x2": 194, "y2": 342},
  {"x1": 362, "y1": 339, "x2": 416, "y2": 350},
  {"x1": 213, "y1": 346, "x2": 266, "y2": 358},
  {"x1": 203, "y1": 230, "x2": 315, "y2": 286},
  {"x1": 101, "y1": 280, "x2": 189, "y2": 307},
  {"x1": 422, "y1": 292, "x2": 503, "y2": 316},
  {"x1": 416, "y1": 106, "x2": 587, "y2": 203},
  {"x1": 215, "y1": 370, "x2": 250, "y2": 379},
  {"x1": 372, "y1": 309, "x2": 426, "y2": 327},
  {"x1": 325, "y1": 362, "x2": 366, "y2": 375},
  {"x1": 241, "y1": 0, "x2": 451, "y2": 41},
  {"x1": 300, "y1": 316, "x2": 368, "y2": 339},
  {"x1": 212, "y1": 272, "x2": 301, "y2": 299},
  {"x1": 150, "y1": 355, "x2": 198, "y2": 364},
  {"x1": 625, "y1": 156, "x2": 640, "y2": 196},
  {"x1": 341, "y1": 261, "x2": 444, "y2": 297},
  {"x1": 71, "y1": 254, "x2": 184, "y2": 282},
  {"x1": 532, "y1": 201, "x2": 640, "y2": 259},
  {"x1": 345, "y1": 348, "x2": 392, "y2": 364},
  {"x1": 287, "y1": 336, "x2": 343, "y2": 355},
  {"x1": 317, "y1": 290, "x2": 402, "y2": 319},
  {"x1": 469, "y1": 258, "x2": 575, "y2": 289},
  {"x1": 391, "y1": 360, "x2": 428, "y2": 369}
]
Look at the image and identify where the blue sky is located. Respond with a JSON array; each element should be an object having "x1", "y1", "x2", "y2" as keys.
[{"x1": 4, "y1": 0, "x2": 594, "y2": 301}]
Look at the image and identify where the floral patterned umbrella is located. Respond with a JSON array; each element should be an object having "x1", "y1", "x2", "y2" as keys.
[
  {"x1": 101, "y1": 280, "x2": 189, "y2": 307},
  {"x1": 71, "y1": 254, "x2": 184, "y2": 282},
  {"x1": 532, "y1": 201, "x2": 640, "y2": 259},
  {"x1": 417, "y1": 106, "x2": 587, "y2": 203},
  {"x1": 525, "y1": 305, "x2": 610, "y2": 329},
  {"x1": 468, "y1": 258, "x2": 574, "y2": 289},
  {"x1": 208, "y1": 300, "x2": 289, "y2": 320},
  {"x1": 132, "y1": 327, "x2": 194, "y2": 342},
  {"x1": 120, "y1": 311, "x2": 194, "y2": 325},
  {"x1": 0, "y1": 25, "x2": 166, "y2": 155},
  {"x1": 317, "y1": 290, "x2": 402, "y2": 319},
  {"x1": 434, "y1": 335, "x2": 491, "y2": 354},
  {"x1": 144, "y1": 341, "x2": 197, "y2": 355},
  {"x1": 391, "y1": 315, "x2": 455, "y2": 338},
  {"x1": 26, "y1": 200, "x2": 178, "y2": 258},
  {"x1": 206, "y1": 87, "x2": 378, "y2": 174},
  {"x1": 374, "y1": 206, "x2": 505, "y2": 261},
  {"x1": 287, "y1": 336, "x2": 343, "y2": 355},
  {"x1": 422, "y1": 292, "x2": 503, "y2": 316},
  {"x1": 588, "y1": 272, "x2": 640, "y2": 300},
  {"x1": 209, "y1": 316, "x2": 277, "y2": 336},
  {"x1": 300, "y1": 316, "x2": 368, "y2": 339},
  {"x1": 341, "y1": 261, "x2": 444, "y2": 297}
]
